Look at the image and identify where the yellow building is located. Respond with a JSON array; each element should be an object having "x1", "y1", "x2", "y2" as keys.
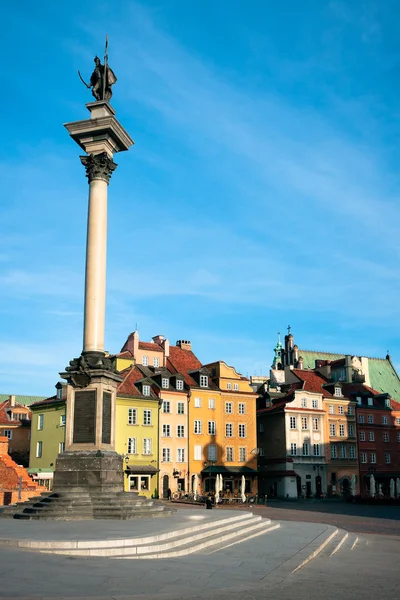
[{"x1": 116, "y1": 366, "x2": 160, "y2": 498}]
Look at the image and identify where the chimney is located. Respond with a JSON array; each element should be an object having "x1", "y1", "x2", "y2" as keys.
[
  {"x1": 293, "y1": 345, "x2": 299, "y2": 363},
  {"x1": 176, "y1": 340, "x2": 192, "y2": 351},
  {"x1": 345, "y1": 355, "x2": 352, "y2": 383},
  {"x1": 298, "y1": 356, "x2": 304, "y2": 369},
  {"x1": 0, "y1": 436, "x2": 9, "y2": 456},
  {"x1": 10, "y1": 395, "x2": 16, "y2": 407},
  {"x1": 152, "y1": 335, "x2": 165, "y2": 345},
  {"x1": 162, "y1": 338, "x2": 170, "y2": 359},
  {"x1": 121, "y1": 330, "x2": 139, "y2": 356}
]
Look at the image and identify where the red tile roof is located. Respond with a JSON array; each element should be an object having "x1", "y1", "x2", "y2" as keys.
[
  {"x1": 0, "y1": 400, "x2": 22, "y2": 426},
  {"x1": 292, "y1": 369, "x2": 333, "y2": 396},
  {"x1": 167, "y1": 346, "x2": 202, "y2": 386},
  {"x1": 139, "y1": 341, "x2": 163, "y2": 352},
  {"x1": 117, "y1": 365, "x2": 159, "y2": 399}
]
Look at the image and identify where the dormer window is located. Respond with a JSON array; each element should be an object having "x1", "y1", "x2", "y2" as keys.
[
  {"x1": 334, "y1": 386, "x2": 342, "y2": 397},
  {"x1": 162, "y1": 378, "x2": 169, "y2": 389},
  {"x1": 367, "y1": 397, "x2": 373, "y2": 406},
  {"x1": 143, "y1": 384, "x2": 151, "y2": 396},
  {"x1": 385, "y1": 399, "x2": 391, "y2": 408},
  {"x1": 176, "y1": 380, "x2": 184, "y2": 391},
  {"x1": 200, "y1": 375, "x2": 208, "y2": 388},
  {"x1": 356, "y1": 396, "x2": 362, "y2": 405},
  {"x1": 142, "y1": 356, "x2": 148, "y2": 366},
  {"x1": 153, "y1": 357, "x2": 160, "y2": 367},
  {"x1": 56, "y1": 386, "x2": 63, "y2": 399}
]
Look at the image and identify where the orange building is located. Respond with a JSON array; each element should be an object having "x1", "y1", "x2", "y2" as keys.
[
  {"x1": 0, "y1": 436, "x2": 46, "y2": 505},
  {"x1": 0, "y1": 397, "x2": 32, "y2": 466}
]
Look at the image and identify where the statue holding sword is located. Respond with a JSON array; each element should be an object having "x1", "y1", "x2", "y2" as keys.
[{"x1": 78, "y1": 35, "x2": 117, "y2": 102}]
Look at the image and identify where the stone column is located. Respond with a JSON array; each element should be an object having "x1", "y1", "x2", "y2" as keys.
[{"x1": 80, "y1": 152, "x2": 116, "y2": 356}]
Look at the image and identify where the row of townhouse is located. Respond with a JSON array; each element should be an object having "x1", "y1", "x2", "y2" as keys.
[
  {"x1": 256, "y1": 331, "x2": 400, "y2": 499},
  {"x1": 28, "y1": 332, "x2": 258, "y2": 499}
]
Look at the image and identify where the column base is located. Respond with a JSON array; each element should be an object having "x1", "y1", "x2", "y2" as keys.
[{"x1": 54, "y1": 451, "x2": 123, "y2": 493}]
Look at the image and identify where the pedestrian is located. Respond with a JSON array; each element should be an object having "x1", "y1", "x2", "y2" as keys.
[{"x1": 167, "y1": 488, "x2": 172, "y2": 501}]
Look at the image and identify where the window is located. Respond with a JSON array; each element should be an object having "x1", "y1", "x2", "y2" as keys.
[
  {"x1": 208, "y1": 398, "x2": 215, "y2": 409},
  {"x1": 128, "y1": 408, "x2": 137, "y2": 425},
  {"x1": 259, "y1": 448, "x2": 265, "y2": 457},
  {"x1": 259, "y1": 423, "x2": 264, "y2": 433},
  {"x1": 359, "y1": 415, "x2": 364, "y2": 424},
  {"x1": 334, "y1": 387, "x2": 342, "y2": 397},
  {"x1": 339, "y1": 424, "x2": 345, "y2": 437},
  {"x1": 60, "y1": 414, "x2": 66, "y2": 426},
  {"x1": 348, "y1": 406, "x2": 353, "y2": 416},
  {"x1": 370, "y1": 452, "x2": 376, "y2": 464},
  {"x1": 38, "y1": 414, "x2": 44, "y2": 430},
  {"x1": 238, "y1": 403, "x2": 246, "y2": 415},
  {"x1": 313, "y1": 444, "x2": 320, "y2": 456},
  {"x1": 143, "y1": 410, "x2": 152, "y2": 425},
  {"x1": 239, "y1": 424, "x2": 246, "y2": 438},
  {"x1": 194, "y1": 397, "x2": 201, "y2": 408},
  {"x1": 329, "y1": 405, "x2": 334, "y2": 414},
  {"x1": 176, "y1": 379, "x2": 184, "y2": 391},
  {"x1": 208, "y1": 444, "x2": 216, "y2": 461},
  {"x1": 301, "y1": 417, "x2": 308, "y2": 430},
  {"x1": 162, "y1": 401, "x2": 170, "y2": 413},
  {"x1": 153, "y1": 357, "x2": 159, "y2": 367},
  {"x1": 367, "y1": 397, "x2": 373, "y2": 407},
  {"x1": 143, "y1": 385, "x2": 151, "y2": 396},
  {"x1": 385, "y1": 452, "x2": 391, "y2": 464},
  {"x1": 226, "y1": 447, "x2": 234, "y2": 461},
  {"x1": 290, "y1": 416, "x2": 297, "y2": 429},
  {"x1": 59, "y1": 442, "x2": 65, "y2": 453},
  {"x1": 396, "y1": 418, "x2": 400, "y2": 426},
  {"x1": 143, "y1": 438, "x2": 152, "y2": 455},
  {"x1": 194, "y1": 445, "x2": 202, "y2": 460},
  {"x1": 303, "y1": 442, "x2": 310, "y2": 456},
  {"x1": 3, "y1": 430, "x2": 12, "y2": 440},
  {"x1": 239, "y1": 447, "x2": 246, "y2": 462},
  {"x1": 360, "y1": 431, "x2": 365, "y2": 441},
  {"x1": 36, "y1": 441, "x2": 42, "y2": 458},
  {"x1": 383, "y1": 432, "x2": 389, "y2": 442},
  {"x1": 349, "y1": 424, "x2": 354, "y2": 437},
  {"x1": 162, "y1": 378, "x2": 169, "y2": 389},
  {"x1": 361, "y1": 452, "x2": 367, "y2": 463},
  {"x1": 340, "y1": 445, "x2": 346, "y2": 459},
  {"x1": 398, "y1": 432, "x2": 400, "y2": 442},
  {"x1": 349, "y1": 445, "x2": 356, "y2": 459},
  {"x1": 290, "y1": 443, "x2": 297, "y2": 456},
  {"x1": 312, "y1": 399, "x2": 319, "y2": 408},
  {"x1": 177, "y1": 448, "x2": 185, "y2": 463},
  {"x1": 162, "y1": 424, "x2": 170, "y2": 437},
  {"x1": 313, "y1": 418, "x2": 320, "y2": 431},
  {"x1": 162, "y1": 448, "x2": 171, "y2": 462},
  {"x1": 225, "y1": 402, "x2": 233, "y2": 414},
  {"x1": 225, "y1": 423, "x2": 233, "y2": 437},
  {"x1": 330, "y1": 423, "x2": 336, "y2": 436},
  {"x1": 234, "y1": 383, "x2": 239, "y2": 391},
  {"x1": 385, "y1": 399, "x2": 391, "y2": 408},
  {"x1": 369, "y1": 432, "x2": 374, "y2": 442},
  {"x1": 194, "y1": 420, "x2": 202, "y2": 434},
  {"x1": 177, "y1": 425, "x2": 185, "y2": 438},
  {"x1": 301, "y1": 398, "x2": 307, "y2": 408},
  {"x1": 382, "y1": 416, "x2": 388, "y2": 425},
  {"x1": 208, "y1": 421, "x2": 216, "y2": 435},
  {"x1": 142, "y1": 355, "x2": 148, "y2": 366},
  {"x1": 331, "y1": 444, "x2": 337, "y2": 459},
  {"x1": 356, "y1": 396, "x2": 362, "y2": 405},
  {"x1": 200, "y1": 375, "x2": 208, "y2": 387},
  {"x1": 367, "y1": 415, "x2": 373, "y2": 424},
  {"x1": 127, "y1": 437, "x2": 137, "y2": 454},
  {"x1": 338, "y1": 406, "x2": 344, "y2": 415},
  {"x1": 177, "y1": 402, "x2": 185, "y2": 414},
  {"x1": 227, "y1": 382, "x2": 232, "y2": 390}
]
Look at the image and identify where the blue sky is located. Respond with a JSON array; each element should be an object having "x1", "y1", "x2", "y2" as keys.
[{"x1": 1, "y1": 1, "x2": 400, "y2": 395}]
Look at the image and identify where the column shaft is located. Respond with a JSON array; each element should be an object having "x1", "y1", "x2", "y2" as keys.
[{"x1": 83, "y1": 178, "x2": 108, "y2": 353}]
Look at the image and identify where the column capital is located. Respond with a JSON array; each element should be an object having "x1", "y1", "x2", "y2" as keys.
[{"x1": 80, "y1": 152, "x2": 117, "y2": 184}]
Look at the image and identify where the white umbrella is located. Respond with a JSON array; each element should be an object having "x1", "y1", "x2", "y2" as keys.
[
  {"x1": 215, "y1": 473, "x2": 220, "y2": 504},
  {"x1": 397, "y1": 478, "x2": 400, "y2": 498},
  {"x1": 390, "y1": 478, "x2": 395, "y2": 499},
  {"x1": 378, "y1": 483, "x2": 383, "y2": 497},
  {"x1": 193, "y1": 473, "x2": 198, "y2": 501},
  {"x1": 219, "y1": 474, "x2": 223, "y2": 498},
  {"x1": 370, "y1": 474, "x2": 376, "y2": 497},
  {"x1": 241, "y1": 475, "x2": 246, "y2": 503},
  {"x1": 350, "y1": 474, "x2": 356, "y2": 496}
]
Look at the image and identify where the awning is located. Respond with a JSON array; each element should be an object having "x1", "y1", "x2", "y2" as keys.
[
  {"x1": 125, "y1": 465, "x2": 159, "y2": 475},
  {"x1": 31, "y1": 473, "x2": 54, "y2": 480},
  {"x1": 201, "y1": 466, "x2": 258, "y2": 475},
  {"x1": 258, "y1": 470, "x2": 297, "y2": 478}
]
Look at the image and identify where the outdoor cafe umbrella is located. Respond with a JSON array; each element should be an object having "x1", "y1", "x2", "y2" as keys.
[
  {"x1": 241, "y1": 475, "x2": 246, "y2": 503},
  {"x1": 193, "y1": 473, "x2": 198, "y2": 501},
  {"x1": 350, "y1": 474, "x2": 356, "y2": 496},
  {"x1": 370, "y1": 474, "x2": 376, "y2": 497},
  {"x1": 390, "y1": 478, "x2": 395, "y2": 499},
  {"x1": 215, "y1": 474, "x2": 221, "y2": 504}
]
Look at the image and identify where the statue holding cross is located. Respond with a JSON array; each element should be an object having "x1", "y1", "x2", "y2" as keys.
[{"x1": 78, "y1": 36, "x2": 117, "y2": 102}]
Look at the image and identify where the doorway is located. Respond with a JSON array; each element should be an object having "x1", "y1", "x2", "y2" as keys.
[
  {"x1": 162, "y1": 474, "x2": 169, "y2": 499},
  {"x1": 296, "y1": 476, "x2": 302, "y2": 497},
  {"x1": 315, "y1": 475, "x2": 322, "y2": 497}
]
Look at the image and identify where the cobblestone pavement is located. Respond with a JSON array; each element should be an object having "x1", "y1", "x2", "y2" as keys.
[{"x1": 170, "y1": 500, "x2": 400, "y2": 535}]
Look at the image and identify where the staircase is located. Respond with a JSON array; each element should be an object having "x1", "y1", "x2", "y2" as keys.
[
  {"x1": 0, "y1": 512, "x2": 278, "y2": 557},
  {"x1": 0, "y1": 490, "x2": 175, "y2": 520}
]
